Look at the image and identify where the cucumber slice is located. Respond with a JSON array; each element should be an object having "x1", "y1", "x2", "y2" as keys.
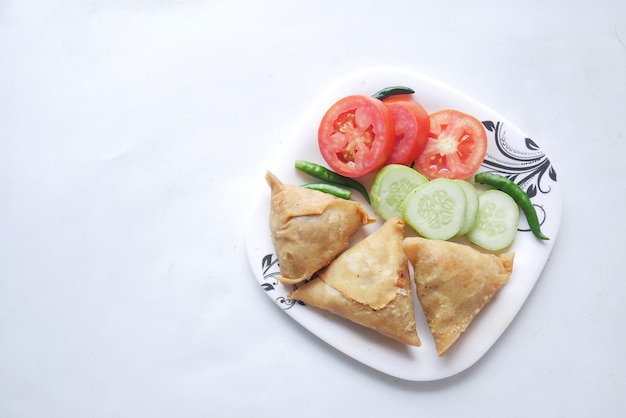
[
  {"x1": 453, "y1": 179, "x2": 479, "y2": 236},
  {"x1": 402, "y1": 178, "x2": 467, "y2": 240},
  {"x1": 370, "y1": 164, "x2": 428, "y2": 220},
  {"x1": 466, "y1": 189, "x2": 520, "y2": 251}
]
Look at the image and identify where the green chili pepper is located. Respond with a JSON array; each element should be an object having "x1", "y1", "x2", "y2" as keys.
[
  {"x1": 371, "y1": 86, "x2": 415, "y2": 101},
  {"x1": 301, "y1": 182, "x2": 352, "y2": 200},
  {"x1": 474, "y1": 172, "x2": 549, "y2": 240},
  {"x1": 295, "y1": 160, "x2": 370, "y2": 203}
]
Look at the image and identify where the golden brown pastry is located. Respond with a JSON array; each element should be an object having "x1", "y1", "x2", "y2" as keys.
[
  {"x1": 402, "y1": 237, "x2": 514, "y2": 356},
  {"x1": 266, "y1": 171, "x2": 375, "y2": 285},
  {"x1": 289, "y1": 218, "x2": 421, "y2": 347}
]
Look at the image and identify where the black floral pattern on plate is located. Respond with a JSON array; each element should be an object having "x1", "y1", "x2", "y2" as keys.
[
  {"x1": 480, "y1": 120, "x2": 557, "y2": 233},
  {"x1": 481, "y1": 121, "x2": 557, "y2": 198},
  {"x1": 260, "y1": 253, "x2": 302, "y2": 310}
]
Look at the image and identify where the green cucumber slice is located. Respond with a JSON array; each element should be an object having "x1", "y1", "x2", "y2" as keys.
[
  {"x1": 453, "y1": 179, "x2": 479, "y2": 236},
  {"x1": 466, "y1": 189, "x2": 520, "y2": 251},
  {"x1": 402, "y1": 178, "x2": 467, "y2": 240},
  {"x1": 370, "y1": 164, "x2": 428, "y2": 220}
]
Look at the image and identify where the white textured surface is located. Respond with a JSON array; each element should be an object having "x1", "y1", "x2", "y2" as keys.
[{"x1": 1, "y1": 1, "x2": 625, "y2": 417}]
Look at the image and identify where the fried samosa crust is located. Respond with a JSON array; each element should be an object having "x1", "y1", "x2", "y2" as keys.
[
  {"x1": 266, "y1": 171, "x2": 375, "y2": 285},
  {"x1": 289, "y1": 218, "x2": 421, "y2": 347},
  {"x1": 403, "y1": 237, "x2": 514, "y2": 356}
]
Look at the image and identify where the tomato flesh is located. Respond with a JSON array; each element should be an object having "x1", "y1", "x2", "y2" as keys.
[
  {"x1": 416, "y1": 110, "x2": 487, "y2": 180},
  {"x1": 382, "y1": 95, "x2": 430, "y2": 166},
  {"x1": 318, "y1": 95, "x2": 395, "y2": 177}
]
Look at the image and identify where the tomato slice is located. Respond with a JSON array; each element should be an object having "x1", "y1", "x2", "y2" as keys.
[
  {"x1": 382, "y1": 95, "x2": 430, "y2": 166},
  {"x1": 415, "y1": 110, "x2": 488, "y2": 180},
  {"x1": 318, "y1": 95, "x2": 395, "y2": 177}
]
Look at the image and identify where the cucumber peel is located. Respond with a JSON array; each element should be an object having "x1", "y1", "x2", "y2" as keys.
[{"x1": 453, "y1": 179, "x2": 479, "y2": 236}]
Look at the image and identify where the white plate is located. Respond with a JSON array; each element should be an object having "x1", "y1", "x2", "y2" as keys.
[{"x1": 246, "y1": 67, "x2": 562, "y2": 381}]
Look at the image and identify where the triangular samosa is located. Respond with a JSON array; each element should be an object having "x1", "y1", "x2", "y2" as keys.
[
  {"x1": 289, "y1": 218, "x2": 421, "y2": 346},
  {"x1": 266, "y1": 171, "x2": 375, "y2": 285},
  {"x1": 403, "y1": 237, "x2": 514, "y2": 356}
]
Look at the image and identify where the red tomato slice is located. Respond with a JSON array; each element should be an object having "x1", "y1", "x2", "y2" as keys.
[
  {"x1": 382, "y1": 95, "x2": 430, "y2": 166},
  {"x1": 415, "y1": 110, "x2": 488, "y2": 180},
  {"x1": 318, "y1": 95, "x2": 395, "y2": 177}
]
